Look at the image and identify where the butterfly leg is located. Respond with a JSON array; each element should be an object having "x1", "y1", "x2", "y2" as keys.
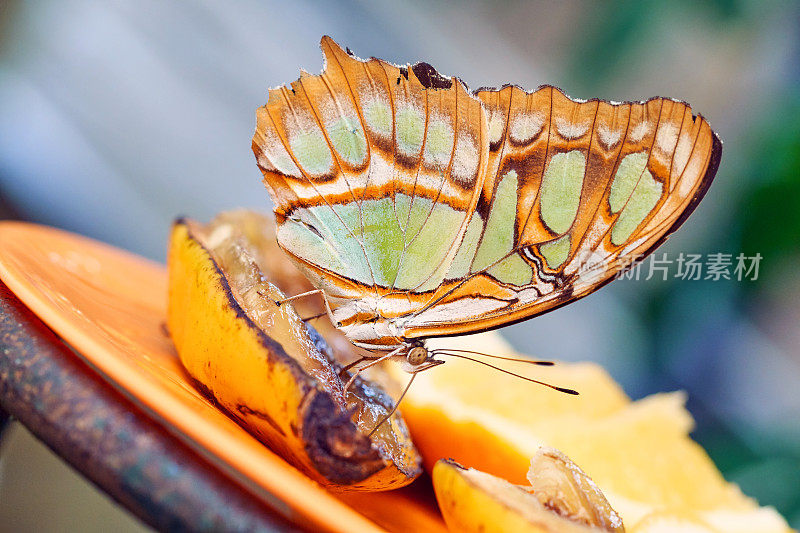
[
  {"x1": 274, "y1": 289, "x2": 340, "y2": 327},
  {"x1": 300, "y1": 311, "x2": 327, "y2": 322},
  {"x1": 338, "y1": 355, "x2": 368, "y2": 380},
  {"x1": 367, "y1": 370, "x2": 419, "y2": 437},
  {"x1": 274, "y1": 289, "x2": 324, "y2": 306},
  {"x1": 342, "y1": 346, "x2": 403, "y2": 393}
]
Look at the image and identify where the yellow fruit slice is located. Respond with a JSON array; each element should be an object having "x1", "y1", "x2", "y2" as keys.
[
  {"x1": 393, "y1": 333, "x2": 630, "y2": 484},
  {"x1": 432, "y1": 448, "x2": 624, "y2": 533},
  {"x1": 394, "y1": 333, "x2": 792, "y2": 532},
  {"x1": 167, "y1": 211, "x2": 421, "y2": 490},
  {"x1": 630, "y1": 511, "x2": 720, "y2": 533}
]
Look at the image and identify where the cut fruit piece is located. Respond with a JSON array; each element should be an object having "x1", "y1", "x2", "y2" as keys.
[
  {"x1": 630, "y1": 511, "x2": 720, "y2": 533},
  {"x1": 526, "y1": 448, "x2": 624, "y2": 532},
  {"x1": 393, "y1": 333, "x2": 792, "y2": 532},
  {"x1": 167, "y1": 211, "x2": 421, "y2": 490},
  {"x1": 426, "y1": 334, "x2": 630, "y2": 425},
  {"x1": 536, "y1": 392, "x2": 737, "y2": 511},
  {"x1": 391, "y1": 333, "x2": 631, "y2": 484},
  {"x1": 432, "y1": 449, "x2": 624, "y2": 533}
]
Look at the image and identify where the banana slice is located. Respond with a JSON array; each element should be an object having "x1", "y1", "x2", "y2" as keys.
[{"x1": 167, "y1": 211, "x2": 421, "y2": 490}]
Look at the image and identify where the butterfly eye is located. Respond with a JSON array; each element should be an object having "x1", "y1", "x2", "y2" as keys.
[{"x1": 406, "y1": 346, "x2": 428, "y2": 366}]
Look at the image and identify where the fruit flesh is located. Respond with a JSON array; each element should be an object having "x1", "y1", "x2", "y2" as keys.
[
  {"x1": 526, "y1": 448, "x2": 624, "y2": 532},
  {"x1": 391, "y1": 333, "x2": 631, "y2": 484},
  {"x1": 433, "y1": 450, "x2": 625, "y2": 533},
  {"x1": 203, "y1": 212, "x2": 420, "y2": 475},
  {"x1": 393, "y1": 333, "x2": 792, "y2": 531},
  {"x1": 167, "y1": 211, "x2": 421, "y2": 489},
  {"x1": 204, "y1": 218, "x2": 347, "y2": 404}
]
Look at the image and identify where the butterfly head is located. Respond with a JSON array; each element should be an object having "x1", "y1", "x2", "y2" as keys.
[{"x1": 400, "y1": 340, "x2": 443, "y2": 374}]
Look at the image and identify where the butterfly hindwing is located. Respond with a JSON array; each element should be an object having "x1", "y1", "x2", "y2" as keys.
[{"x1": 406, "y1": 89, "x2": 719, "y2": 339}]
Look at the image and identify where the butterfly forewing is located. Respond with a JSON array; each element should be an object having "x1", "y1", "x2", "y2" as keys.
[
  {"x1": 253, "y1": 37, "x2": 493, "y2": 346},
  {"x1": 252, "y1": 37, "x2": 721, "y2": 349}
]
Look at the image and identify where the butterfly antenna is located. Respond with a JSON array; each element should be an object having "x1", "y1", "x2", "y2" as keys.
[
  {"x1": 367, "y1": 371, "x2": 418, "y2": 437},
  {"x1": 435, "y1": 352, "x2": 578, "y2": 395},
  {"x1": 431, "y1": 348, "x2": 554, "y2": 366}
]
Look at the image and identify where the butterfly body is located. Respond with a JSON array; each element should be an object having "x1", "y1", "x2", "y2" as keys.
[{"x1": 253, "y1": 37, "x2": 721, "y2": 355}]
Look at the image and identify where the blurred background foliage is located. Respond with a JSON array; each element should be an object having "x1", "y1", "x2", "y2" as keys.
[{"x1": 0, "y1": 0, "x2": 798, "y2": 529}]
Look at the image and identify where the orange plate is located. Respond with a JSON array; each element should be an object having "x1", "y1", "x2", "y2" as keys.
[{"x1": 0, "y1": 221, "x2": 446, "y2": 533}]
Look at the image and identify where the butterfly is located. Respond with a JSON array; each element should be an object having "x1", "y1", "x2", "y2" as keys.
[{"x1": 251, "y1": 36, "x2": 721, "y2": 386}]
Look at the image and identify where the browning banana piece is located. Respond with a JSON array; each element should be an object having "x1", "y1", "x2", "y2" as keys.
[{"x1": 167, "y1": 212, "x2": 421, "y2": 490}]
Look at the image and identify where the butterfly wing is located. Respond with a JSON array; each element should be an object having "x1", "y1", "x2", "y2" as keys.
[
  {"x1": 252, "y1": 37, "x2": 721, "y2": 347},
  {"x1": 402, "y1": 86, "x2": 721, "y2": 339},
  {"x1": 253, "y1": 37, "x2": 491, "y2": 345}
]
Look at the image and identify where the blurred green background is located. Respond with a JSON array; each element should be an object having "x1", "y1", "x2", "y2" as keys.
[{"x1": 1, "y1": 0, "x2": 798, "y2": 530}]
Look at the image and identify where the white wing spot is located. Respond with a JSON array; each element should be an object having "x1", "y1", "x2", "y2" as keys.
[
  {"x1": 597, "y1": 123, "x2": 622, "y2": 148},
  {"x1": 368, "y1": 152, "x2": 394, "y2": 188},
  {"x1": 509, "y1": 111, "x2": 545, "y2": 143},
  {"x1": 451, "y1": 132, "x2": 479, "y2": 185},
  {"x1": 487, "y1": 111, "x2": 505, "y2": 144},
  {"x1": 555, "y1": 117, "x2": 589, "y2": 140},
  {"x1": 679, "y1": 156, "x2": 703, "y2": 196},
  {"x1": 630, "y1": 121, "x2": 651, "y2": 142},
  {"x1": 671, "y1": 132, "x2": 693, "y2": 181},
  {"x1": 656, "y1": 122, "x2": 679, "y2": 152}
]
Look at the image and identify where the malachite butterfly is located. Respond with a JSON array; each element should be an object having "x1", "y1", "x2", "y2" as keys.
[{"x1": 251, "y1": 36, "x2": 721, "y2": 374}]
